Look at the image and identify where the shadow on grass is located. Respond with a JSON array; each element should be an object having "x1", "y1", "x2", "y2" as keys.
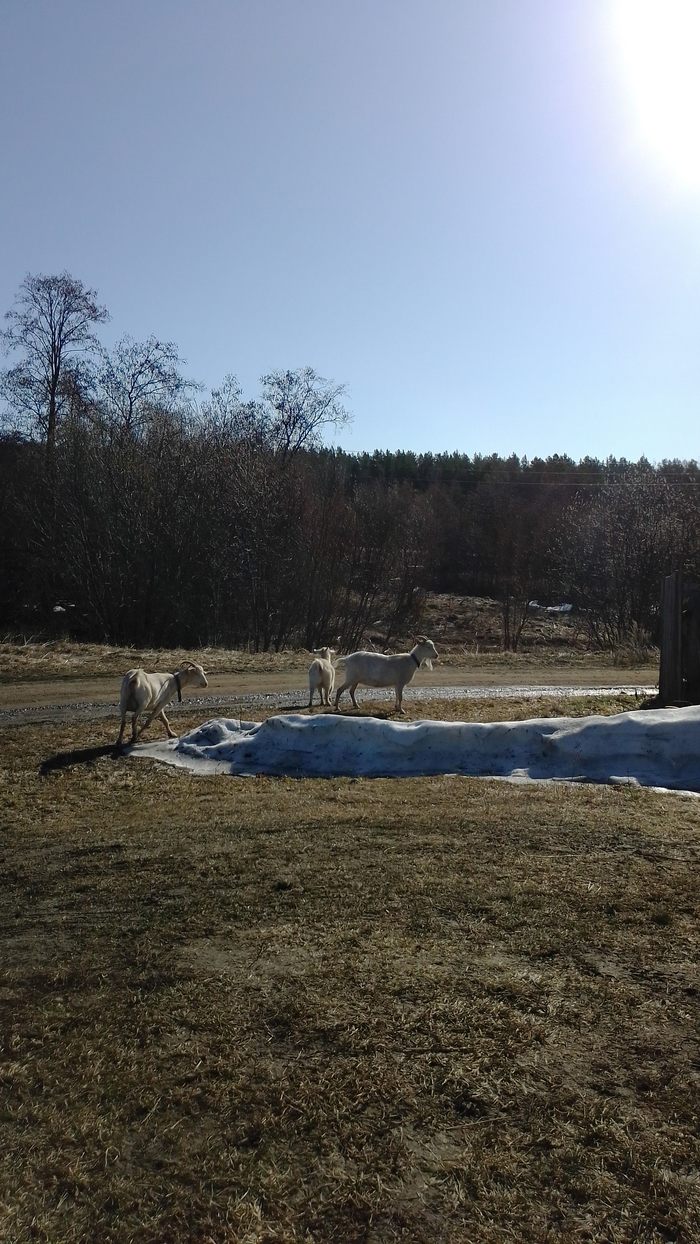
[
  {"x1": 267, "y1": 703, "x2": 345, "y2": 714},
  {"x1": 273, "y1": 705, "x2": 399, "y2": 719},
  {"x1": 334, "y1": 708, "x2": 399, "y2": 720},
  {"x1": 40, "y1": 744, "x2": 126, "y2": 776}
]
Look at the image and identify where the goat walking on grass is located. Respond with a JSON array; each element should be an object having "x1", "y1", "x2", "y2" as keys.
[
  {"x1": 334, "y1": 636, "x2": 438, "y2": 714},
  {"x1": 117, "y1": 661, "x2": 208, "y2": 746},
  {"x1": 307, "y1": 647, "x2": 336, "y2": 710}
]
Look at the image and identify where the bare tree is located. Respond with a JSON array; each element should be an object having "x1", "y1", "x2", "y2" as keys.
[
  {"x1": 557, "y1": 468, "x2": 695, "y2": 650},
  {"x1": 260, "y1": 367, "x2": 350, "y2": 460},
  {"x1": 96, "y1": 335, "x2": 199, "y2": 431},
  {"x1": 1, "y1": 272, "x2": 108, "y2": 459},
  {"x1": 469, "y1": 477, "x2": 556, "y2": 651},
  {"x1": 200, "y1": 374, "x2": 269, "y2": 447}
]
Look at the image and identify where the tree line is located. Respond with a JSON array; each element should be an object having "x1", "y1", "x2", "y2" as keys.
[{"x1": 1, "y1": 271, "x2": 698, "y2": 652}]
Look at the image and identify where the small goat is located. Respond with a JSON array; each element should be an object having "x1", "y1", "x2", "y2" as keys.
[
  {"x1": 117, "y1": 661, "x2": 208, "y2": 746},
  {"x1": 334, "y1": 636, "x2": 438, "y2": 714},
  {"x1": 307, "y1": 647, "x2": 336, "y2": 710}
]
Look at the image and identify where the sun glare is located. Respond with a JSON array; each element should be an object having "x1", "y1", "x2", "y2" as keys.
[{"x1": 611, "y1": 0, "x2": 700, "y2": 190}]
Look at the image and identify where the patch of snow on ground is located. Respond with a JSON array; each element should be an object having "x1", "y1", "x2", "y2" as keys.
[{"x1": 133, "y1": 705, "x2": 700, "y2": 793}]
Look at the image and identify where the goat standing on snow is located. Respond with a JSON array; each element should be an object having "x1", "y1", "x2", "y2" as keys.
[
  {"x1": 334, "y1": 636, "x2": 438, "y2": 714},
  {"x1": 117, "y1": 661, "x2": 208, "y2": 746},
  {"x1": 307, "y1": 647, "x2": 336, "y2": 710}
]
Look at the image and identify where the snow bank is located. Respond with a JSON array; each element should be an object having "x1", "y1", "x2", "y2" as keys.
[{"x1": 133, "y1": 706, "x2": 700, "y2": 792}]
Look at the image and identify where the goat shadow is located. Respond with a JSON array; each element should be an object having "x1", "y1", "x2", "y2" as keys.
[{"x1": 40, "y1": 744, "x2": 126, "y2": 776}]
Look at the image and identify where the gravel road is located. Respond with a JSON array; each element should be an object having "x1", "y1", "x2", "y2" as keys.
[{"x1": 0, "y1": 682, "x2": 657, "y2": 728}]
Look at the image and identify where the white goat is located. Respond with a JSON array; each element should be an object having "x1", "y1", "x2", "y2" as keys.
[
  {"x1": 116, "y1": 661, "x2": 208, "y2": 745},
  {"x1": 334, "y1": 636, "x2": 438, "y2": 714},
  {"x1": 307, "y1": 647, "x2": 336, "y2": 710}
]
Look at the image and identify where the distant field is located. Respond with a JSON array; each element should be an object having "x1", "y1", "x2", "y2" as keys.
[
  {"x1": 0, "y1": 640, "x2": 310, "y2": 682},
  {"x1": 0, "y1": 642, "x2": 657, "y2": 685},
  {"x1": 1, "y1": 696, "x2": 697, "y2": 1243}
]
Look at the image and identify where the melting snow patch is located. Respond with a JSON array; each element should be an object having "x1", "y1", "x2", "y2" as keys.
[{"x1": 132, "y1": 706, "x2": 700, "y2": 793}]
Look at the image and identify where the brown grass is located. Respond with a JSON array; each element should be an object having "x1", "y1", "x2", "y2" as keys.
[
  {"x1": 1, "y1": 698, "x2": 698, "y2": 1243},
  {"x1": 0, "y1": 640, "x2": 311, "y2": 682},
  {"x1": 0, "y1": 639, "x2": 657, "y2": 685},
  {"x1": 306, "y1": 693, "x2": 650, "y2": 725}
]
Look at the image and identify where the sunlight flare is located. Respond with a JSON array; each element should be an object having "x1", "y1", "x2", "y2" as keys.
[{"x1": 610, "y1": 0, "x2": 700, "y2": 189}]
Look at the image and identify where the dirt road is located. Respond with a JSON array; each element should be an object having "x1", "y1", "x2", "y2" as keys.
[{"x1": 0, "y1": 666, "x2": 658, "y2": 726}]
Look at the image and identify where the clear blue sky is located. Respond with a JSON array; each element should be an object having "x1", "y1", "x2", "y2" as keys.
[{"x1": 2, "y1": 0, "x2": 700, "y2": 461}]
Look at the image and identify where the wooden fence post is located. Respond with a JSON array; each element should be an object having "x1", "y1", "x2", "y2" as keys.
[{"x1": 659, "y1": 571, "x2": 683, "y2": 706}]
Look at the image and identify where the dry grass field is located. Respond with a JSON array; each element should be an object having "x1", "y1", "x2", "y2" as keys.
[
  {"x1": 1, "y1": 695, "x2": 698, "y2": 1243},
  {"x1": 0, "y1": 640, "x2": 312, "y2": 683},
  {"x1": 0, "y1": 638, "x2": 641, "y2": 685}
]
